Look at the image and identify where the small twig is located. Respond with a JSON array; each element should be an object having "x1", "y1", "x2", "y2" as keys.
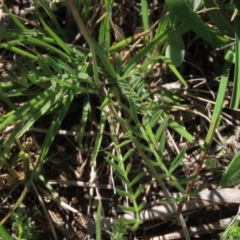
[
  {"x1": 149, "y1": 215, "x2": 240, "y2": 240},
  {"x1": 32, "y1": 183, "x2": 58, "y2": 240}
]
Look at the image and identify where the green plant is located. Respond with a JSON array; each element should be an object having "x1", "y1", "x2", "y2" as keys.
[
  {"x1": 221, "y1": 218, "x2": 240, "y2": 240},
  {"x1": 1, "y1": 0, "x2": 240, "y2": 239},
  {"x1": 205, "y1": 158, "x2": 220, "y2": 172},
  {"x1": 219, "y1": 151, "x2": 240, "y2": 187},
  {"x1": 108, "y1": 218, "x2": 128, "y2": 240},
  {"x1": 0, "y1": 225, "x2": 12, "y2": 240},
  {"x1": 10, "y1": 208, "x2": 40, "y2": 240}
]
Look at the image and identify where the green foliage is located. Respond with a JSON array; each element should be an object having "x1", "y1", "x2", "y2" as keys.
[
  {"x1": 108, "y1": 218, "x2": 128, "y2": 240},
  {"x1": 219, "y1": 151, "x2": 240, "y2": 187},
  {"x1": 165, "y1": 0, "x2": 229, "y2": 47},
  {"x1": 106, "y1": 141, "x2": 145, "y2": 231},
  {"x1": 1, "y1": 0, "x2": 240, "y2": 238},
  {"x1": 11, "y1": 208, "x2": 40, "y2": 240},
  {"x1": 221, "y1": 219, "x2": 240, "y2": 240},
  {"x1": 205, "y1": 158, "x2": 220, "y2": 172},
  {"x1": 165, "y1": 31, "x2": 185, "y2": 67},
  {"x1": 96, "y1": 202, "x2": 102, "y2": 240},
  {"x1": 0, "y1": 225, "x2": 11, "y2": 240}
]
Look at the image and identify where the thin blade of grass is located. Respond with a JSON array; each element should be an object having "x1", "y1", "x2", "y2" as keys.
[
  {"x1": 11, "y1": 90, "x2": 68, "y2": 139},
  {"x1": 0, "y1": 225, "x2": 11, "y2": 240},
  {"x1": 123, "y1": 28, "x2": 171, "y2": 73},
  {"x1": 203, "y1": 0, "x2": 234, "y2": 38},
  {"x1": 0, "y1": 43, "x2": 37, "y2": 60},
  {"x1": 34, "y1": 1, "x2": 71, "y2": 55},
  {"x1": 36, "y1": 0, "x2": 65, "y2": 39},
  {"x1": 90, "y1": 105, "x2": 107, "y2": 165},
  {"x1": 141, "y1": 0, "x2": 149, "y2": 34},
  {"x1": 169, "y1": 148, "x2": 186, "y2": 174},
  {"x1": 0, "y1": 90, "x2": 16, "y2": 110},
  {"x1": 219, "y1": 151, "x2": 240, "y2": 187},
  {"x1": 3, "y1": 6, "x2": 26, "y2": 30},
  {"x1": 96, "y1": 202, "x2": 102, "y2": 240},
  {"x1": 230, "y1": 15, "x2": 240, "y2": 109},
  {"x1": 0, "y1": 88, "x2": 58, "y2": 131},
  {"x1": 165, "y1": 0, "x2": 229, "y2": 47},
  {"x1": 36, "y1": 89, "x2": 76, "y2": 175},
  {"x1": 162, "y1": 112, "x2": 194, "y2": 142},
  {"x1": 1, "y1": 90, "x2": 75, "y2": 224},
  {"x1": 201, "y1": 51, "x2": 231, "y2": 154},
  {"x1": 99, "y1": 0, "x2": 113, "y2": 52}
]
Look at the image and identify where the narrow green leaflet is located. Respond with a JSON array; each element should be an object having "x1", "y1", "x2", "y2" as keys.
[
  {"x1": 162, "y1": 112, "x2": 194, "y2": 142},
  {"x1": 37, "y1": 57, "x2": 53, "y2": 76},
  {"x1": 169, "y1": 148, "x2": 186, "y2": 174}
]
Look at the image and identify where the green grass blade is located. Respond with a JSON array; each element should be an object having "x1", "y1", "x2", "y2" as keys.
[
  {"x1": 3, "y1": 6, "x2": 26, "y2": 30},
  {"x1": 36, "y1": 0, "x2": 66, "y2": 39},
  {"x1": 0, "y1": 91, "x2": 16, "y2": 110},
  {"x1": 0, "y1": 225, "x2": 11, "y2": 240},
  {"x1": 230, "y1": 15, "x2": 240, "y2": 109},
  {"x1": 141, "y1": 0, "x2": 149, "y2": 32},
  {"x1": 201, "y1": 51, "x2": 231, "y2": 154},
  {"x1": 143, "y1": 117, "x2": 158, "y2": 149},
  {"x1": 96, "y1": 201, "x2": 102, "y2": 240},
  {"x1": 2, "y1": 36, "x2": 71, "y2": 59},
  {"x1": 169, "y1": 148, "x2": 186, "y2": 174},
  {"x1": 90, "y1": 105, "x2": 107, "y2": 165},
  {"x1": 25, "y1": 38, "x2": 70, "y2": 58},
  {"x1": 203, "y1": 0, "x2": 234, "y2": 38},
  {"x1": 0, "y1": 43, "x2": 38, "y2": 60},
  {"x1": 42, "y1": 55, "x2": 63, "y2": 75},
  {"x1": 0, "y1": 89, "x2": 57, "y2": 131},
  {"x1": 35, "y1": 1, "x2": 71, "y2": 55},
  {"x1": 37, "y1": 57, "x2": 53, "y2": 76},
  {"x1": 24, "y1": 57, "x2": 41, "y2": 76},
  {"x1": 155, "y1": 117, "x2": 168, "y2": 142},
  {"x1": 123, "y1": 28, "x2": 171, "y2": 73},
  {"x1": 219, "y1": 151, "x2": 240, "y2": 187},
  {"x1": 99, "y1": 0, "x2": 113, "y2": 52},
  {"x1": 12, "y1": 90, "x2": 68, "y2": 139},
  {"x1": 94, "y1": 43, "x2": 118, "y2": 79},
  {"x1": 162, "y1": 112, "x2": 194, "y2": 142},
  {"x1": 165, "y1": 0, "x2": 229, "y2": 47},
  {"x1": 36, "y1": 89, "x2": 76, "y2": 175}
]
